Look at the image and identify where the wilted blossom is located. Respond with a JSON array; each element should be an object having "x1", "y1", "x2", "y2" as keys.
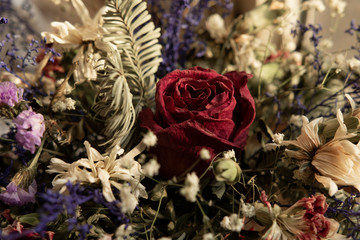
[
  {"x1": 0, "y1": 81, "x2": 24, "y2": 107},
  {"x1": 47, "y1": 141, "x2": 147, "y2": 207},
  {"x1": 281, "y1": 109, "x2": 360, "y2": 196},
  {"x1": 255, "y1": 194, "x2": 341, "y2": 239},
  {"x1": 13, "y1": 109, "x2": 45, "y2": 154},
  {"x1": 1, "y1": 213, "x2": 54, "y2": 240},
  {"x1": 0, "y1": 180, "x2": 37, "y2": 206}
]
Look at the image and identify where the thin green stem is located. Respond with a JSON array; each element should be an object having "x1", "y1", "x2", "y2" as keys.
[
  {"x1": 0, "y1": 137, "x2": 15, "y2": 142},
  {"x1": 149, "y1": 185, "x2": 166, "y2": 239},
  {"x1": 42, "y1": 148, "x2": 66, "y2": 156}
]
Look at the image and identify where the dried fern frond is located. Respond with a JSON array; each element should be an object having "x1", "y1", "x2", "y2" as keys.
[
  {"x1": 94, "y1": 47, "x2": 136, "y2": 148},
  {"x1": 94, "y1": 0, "x2": 162, "y2": 149}
]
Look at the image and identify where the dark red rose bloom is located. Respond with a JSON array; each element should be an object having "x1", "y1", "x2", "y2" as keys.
[{"x1": 139, "y1": 67, "x2": 255, "y2": 178}]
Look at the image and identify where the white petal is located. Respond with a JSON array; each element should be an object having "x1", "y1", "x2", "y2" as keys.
[
  {"x1": 315, "y1": 174, "x2": 338, "y2": 196},
  {"x1": 98, "y1": 168, "x2": 115, "y2": 202}
]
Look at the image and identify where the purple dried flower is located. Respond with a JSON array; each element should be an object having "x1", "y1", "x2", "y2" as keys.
[
  {"x1": 0, "y1": 17, "x2": 8, "y2": 24},
  {"x1": 0, "y1": 81, "x2": 24, "y2": 107},
  {"x1": 13, "y1": 108, "x2": 45, "y2": 154},
  {"x1": 0, "y1": 180, "x2": 36, "y2": 206}
]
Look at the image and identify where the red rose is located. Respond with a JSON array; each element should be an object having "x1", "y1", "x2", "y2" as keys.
[{"x1": 139, "y1": 67, "x2": 255, "y2": 178}]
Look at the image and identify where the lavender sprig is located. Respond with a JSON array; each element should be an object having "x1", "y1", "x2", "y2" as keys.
[
  {"x1": 327, "y1": 191, "x2": 360, "y2": 240},
  {"x1": 157, "y1": 0, "x2": 190, "y2": 77},
  {"x1": 178, "y1": 0, "x2": 210, "y2": 67},
  {"x1": 35, "y1": 182, "x2": 93, "y2": 239}
]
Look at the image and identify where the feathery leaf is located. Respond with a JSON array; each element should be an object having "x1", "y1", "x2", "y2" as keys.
[{"x1": 94, "y1": 0, "x2": 162, "y2": 149}]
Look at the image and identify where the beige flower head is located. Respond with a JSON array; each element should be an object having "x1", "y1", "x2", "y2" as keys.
[
  {"x1": 41, "y1": 0, "x2": 111, "y2": 83},
  {"x1": 281, "y1": 108, "x2": 360, "y2": 196},
  {"x1": 47, "y1": 141, "x2": 147, "y2": 210}
]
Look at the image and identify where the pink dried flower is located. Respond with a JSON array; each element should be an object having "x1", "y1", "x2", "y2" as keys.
[
  {"x1": 296, "y1": 194, "x2": 328, "y2": 216},
  {"x1": 0, "y1": 180, "x2": 37, "y2": 206},
  {"x1": 0, "y1": 81, "x2": 24, "y2": 107},
  {"x1": 13, "y1": 109, "x2": 45, "y2": 153}
]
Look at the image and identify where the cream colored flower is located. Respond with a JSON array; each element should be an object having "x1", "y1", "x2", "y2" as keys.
[
  {"x1": 326, "y1": 0, "x2": 347, "y2": 17},
  {"x1": 199, "y1": 148, "x2": 211, "y2": 160},
  {"x1": 41, "y1": 0, "x2": 111, "y2": 83},
  {"x1": 142, "y1": 131, "x2": 157, "y2": 148},
  {"x1": 142, "y1": 159, "x2": 160, "y2": 177},
  {"x1": 115, "y1": 224, "x2": 134, "y2": 240},
  {"x1": 47, "y1": 141, "x2": 147, "y2": 208},
  {"x1": 282, "y1": 109, "x2": 360, "y2": 196},
  {"x1": 312, "y1": 110, "x2": 360, "y2": 196},
  {"x1": 220, "y1": 214, "x2": 244, "y2": 232},
  {"x1": 205, "y1": 14, "x2": 227, "y2": 43},
  {"x1": 180, "y1": 172, "x2": 199, "y2": 202}
]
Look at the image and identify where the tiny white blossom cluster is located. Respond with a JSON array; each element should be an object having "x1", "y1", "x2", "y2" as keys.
[
  {"x1": 289, "y1": 114, "x2": 303, "y2": 127},
  {"x1": 142, "y1": 130, "x2": 157, "y2": 148},
  {"x1": 220, "y1": 214, "x2": 244, "y2": 232},
  {"x1": 223, "y1": 149, "x2": 235, "y2": 159},
  {"x1": 142, "y1": 159, "x2": 160, "y2": 177},
  {"x1": 199, "y1": 148, "x2": 211, "y2": 160},
  {"x1": 180, "y1": 172, "x2": 200, "y2": 202},
  {"x1": 326, "y1": 0, "x2": 347, "y2": 17},
  {"x1": 272, "y1": 133, "x2": 285, "y2": 145},
  {"x1": 52, "y1": 98, "x2": 76, "y2": 112},
  {"x1": 205, "y1": 14, "x2": 227, "y2": 42},
  {"x1": 241, "y1": 202, "x2": 256, "y2": 218}
]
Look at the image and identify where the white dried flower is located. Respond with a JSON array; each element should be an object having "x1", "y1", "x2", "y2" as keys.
[
  {"x1": 52, "y1": 98, "x2": 76, "y2": 112},
  {"x1": 52, "y1": 100, "x2": 67, "y2": 112},
  {"x1": 180, "y1": 172, "x2": 200, "y2": 202},
  {"x1": 284, "y1": 41, "x2": 297, "y2": 52},
  {"x1": 289, "y1": 115, "x2": 303, "y2": 127},
  {"x1": 291, "y1": 52, "x2": 303, "y2": 65},
  {"x1": 119, "y1": 184, "x2": 138, "y2": 213},
  {"x1": 56, "y1": 78, "x2": 73, "y2": 94},
  {"x1": 241, "y1": 202, "x2": 255, "y2": 218},
  {"x1": 142, "y1": 131, "x2": 157, "y2": 147},
  {"x1": 302, "y1": 0, "x2": 326, "y2": 12},
  {"x1": 205, "y1": 14, "x2": 227, "y2": 42},
  {"x1": 142, "y1": 159, "x2": 160, "y2": 177},
  {"x1": 266, "y1": 84, "x2": 278, "y2": 96},
  {"x1": 272, "y1": 133, "x2": 285, "y2": 145},
  {"x1": 319, "y1": 38, "x2": 333, "y2": 49},
  {"x1": 223, "y1": 150, "x2": 235, "y2": 159},
  {"x1": 202, "y1": 233, "x2": 215, "y2": 240},
  {"x1": 41, "y1": 0, "x2": 110, "y2": 84},
  {"x1": 115, "y1": 224, "x2": 133, "y2": 240},
  {"x1": 47, "y1": 141, "x2": 147, "y2": 206},
  {"x1": 347, "y1": 57, "x2": 360, "y2": 72},
  {"x1": 64, "y1": 98, "x2": 76, "y2": 110},
  {"x1": 326, "y1": 0, "x2": 347, "y2": 17},
  {"x1": 199, "y1": 148, "x2": 211, "y2": 160},
  {"x1": 220, "y1": 214, "x2": 244, "y2": 232}
]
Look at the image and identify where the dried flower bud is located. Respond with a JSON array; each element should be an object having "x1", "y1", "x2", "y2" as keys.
[{"x1": 213, "y1": 157, "x2": 241, "y2": 184}]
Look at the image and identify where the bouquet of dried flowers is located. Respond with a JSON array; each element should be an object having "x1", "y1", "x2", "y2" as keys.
[{"x1": 0, "y1": 0, "x2": 360, "y2": 239}]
